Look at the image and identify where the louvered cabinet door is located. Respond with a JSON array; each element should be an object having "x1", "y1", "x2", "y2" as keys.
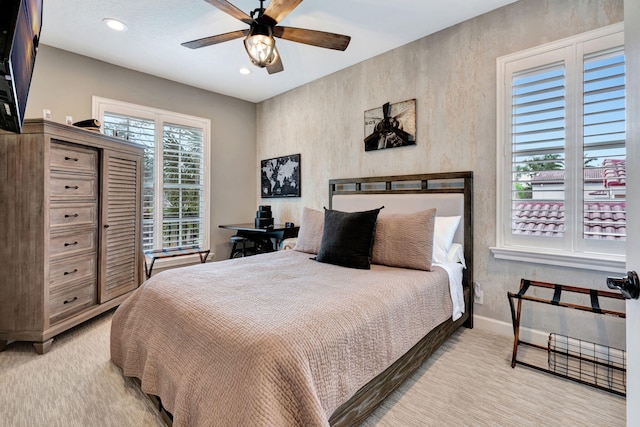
[{"x1": 99, "y1": 150, "x2": 143, "y2": 303}]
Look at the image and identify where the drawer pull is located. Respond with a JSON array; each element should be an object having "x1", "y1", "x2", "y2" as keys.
[
  {"x1": 64, "y1": 241, "x2": 78, "y2": 247},
  {"x1": 64, "y1": 156, "x2": 79, "y2": 162},
  {"x1": 63, "y1": 296, "x2": 78, "y2": 304},
  {"x1": 63, "y1": 269, "x2": 78, "y2": 276},
  {"x1": 64, "y1": 214, "x2": 79, "y2": 218},
  {"x1": 64, "y1": 185, "x2": 80, "y2": 190}
]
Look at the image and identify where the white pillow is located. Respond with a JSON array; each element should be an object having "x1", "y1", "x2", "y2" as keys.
[
  {"x1": 432, "y1": 216, "x2": 461, "y2": 263},
  {"x1": 447, "y1": 243, "x2": 467, "y2": 268}
]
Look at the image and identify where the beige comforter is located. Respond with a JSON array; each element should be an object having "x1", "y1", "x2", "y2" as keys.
[{"x1": 111, "y1": 250, "x2": 452, "y2": 426}]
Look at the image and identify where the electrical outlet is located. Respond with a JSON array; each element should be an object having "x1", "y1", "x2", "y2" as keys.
[{"x1": 473, "y1": 280, "x2": 484, "y2": 305}]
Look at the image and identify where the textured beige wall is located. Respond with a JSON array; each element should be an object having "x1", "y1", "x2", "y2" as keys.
[
  {"x1": 26, "y1": 45, "x2": 257, "y2": 261},
  {"x1": 257, "y1": 0, "x2": 626, "y2": 346}
]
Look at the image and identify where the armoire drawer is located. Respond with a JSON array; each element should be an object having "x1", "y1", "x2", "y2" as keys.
[
  {"x1": 50, "y1": 203, "x2": 97, "y2": 228},
  {"x1": 49, "y1": 254, "x2": 97, "y2": 292},
  {"x1": 50, "y1": 173, "x2": 98, "y2": 200},
  {"x1": 49, "y1": 229, "x2": 97, "y2": 258},
  {"x1": 49, "y1": 280, "x2": 96, "y2": 324},
  {"x1": 50, "y1": 143, "x2": 98, "y2": 174}
]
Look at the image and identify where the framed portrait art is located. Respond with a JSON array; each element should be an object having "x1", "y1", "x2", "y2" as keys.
[{"x1": 260, "y1": 153, "x2": 301, "y2": 198}]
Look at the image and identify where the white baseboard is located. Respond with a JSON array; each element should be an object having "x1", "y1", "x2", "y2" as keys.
[{"x1": 473, "y1": 314, "x2": 549, "y2": 348}]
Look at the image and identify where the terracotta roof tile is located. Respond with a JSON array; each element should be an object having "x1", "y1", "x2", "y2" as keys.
[
  {"x1": 512, "y1": 201, "x2": 626, "y2": 240},
  {"x1": 531, "y1": 171, "x2": 565, "y2": 183},
  {"x1": 603, "y1": 159, "x2": 626, "y2": 187},
  {"x1": 530, "y1": 160, "x2": 626, "y2": 187}
]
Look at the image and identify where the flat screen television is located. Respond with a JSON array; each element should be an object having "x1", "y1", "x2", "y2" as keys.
[{"x1": 0, "y1": 0, "x2": 42, "y2": 134}]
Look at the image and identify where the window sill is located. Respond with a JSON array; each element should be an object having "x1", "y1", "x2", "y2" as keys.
[{"x1": 489, "y1": 246, "x2": 625, "y2": 273}]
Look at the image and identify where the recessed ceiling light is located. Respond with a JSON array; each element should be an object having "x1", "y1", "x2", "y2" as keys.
[
  {"x1": 239, "y1": 67, "x2": 251, "y2": 75},
  {"x1": 103, "y1": 18, "x2": 128, "y2": 32}
]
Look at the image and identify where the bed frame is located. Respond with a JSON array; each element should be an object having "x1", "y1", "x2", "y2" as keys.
[
  {"x1": 326, "y1": 171, "x2": 474, "y2": 425},
  {"x1": 144, "y1": 171, "x2": 474, "y2": 426}
]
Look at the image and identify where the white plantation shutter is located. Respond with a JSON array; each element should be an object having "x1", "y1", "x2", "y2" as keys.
[
  {"x1": 496, "y1": 24, "x2": 625, "y2": 268},
  {"x1": 98, "y1": 99, "x2": 210, "y2": 253},
  {"x1": 511, "y1": 63, "x2": 566, "y2": 237},
  {"x1": 582, "y1": 49, "x2": 626, "y2": 241},
  {"x1": 102, "y1": 113, "x2": 156, "y2": 250},
  {"x1": 162, "y1": 123, "x2": 205, "y2": 247}
]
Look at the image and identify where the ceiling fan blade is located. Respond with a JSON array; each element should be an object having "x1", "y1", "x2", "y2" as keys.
[
  {"x1": 273, "y1": 26, "x2": 350, "y2": 51},
  {"x1": 181, "y1": 29, "x2": 249, "y2": 49},
  {"x1": 205, "y1": 0, "x2": 254, "y2": 24},
  {"x1": 267, "y1": 48, "x2": 284, "y2": 74},
  {"x1": 262, "y1": 0, "x2": 302, "y2": 25}
]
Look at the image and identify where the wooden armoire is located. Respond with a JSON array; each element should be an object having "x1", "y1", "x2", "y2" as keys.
[{"x1": 0, "y1": 119, "x2": 144, "y2": 353}]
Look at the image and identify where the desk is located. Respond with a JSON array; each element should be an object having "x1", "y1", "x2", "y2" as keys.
[{"x1": 219, "y1": 223, "x2": 299, "y2": 254}]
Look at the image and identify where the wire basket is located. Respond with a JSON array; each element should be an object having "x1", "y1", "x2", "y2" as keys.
[{"x1": 548, "y1": 333, "x2": 626, "y2": 396}]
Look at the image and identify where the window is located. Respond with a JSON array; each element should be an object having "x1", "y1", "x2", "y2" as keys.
[
  {"x1": 93, "y1": 97, "x2": 210, "y2": 253},
  {"x1": 494, "y1": 23, "x2": 625, "y2": 271}
]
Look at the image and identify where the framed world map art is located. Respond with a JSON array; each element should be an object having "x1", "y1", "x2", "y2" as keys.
[{"x1": 261, "y1": 153, "x2": 301, "y2": 198}]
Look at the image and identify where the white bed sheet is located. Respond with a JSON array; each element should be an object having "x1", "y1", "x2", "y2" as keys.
[{"x1": 433, "y1": 261, "x2": 465, "y2": 321}]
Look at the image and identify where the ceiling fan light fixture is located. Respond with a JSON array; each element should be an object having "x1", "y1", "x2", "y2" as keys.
[
  {"x1": 182, "y1": 0, "x2": 351, "y2": 75},
  {"x1": 244, "y1": 24, "x2": 277, "y2": 68}
]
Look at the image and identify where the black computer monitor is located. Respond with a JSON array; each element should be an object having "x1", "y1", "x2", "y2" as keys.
[{"x1": 0, "y1": 0, "x2": 43, "y2": 133}]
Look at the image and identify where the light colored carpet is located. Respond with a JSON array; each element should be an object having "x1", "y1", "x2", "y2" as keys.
[{"x1": 0, "y1": 311, "x2": 625, "y2": 426}]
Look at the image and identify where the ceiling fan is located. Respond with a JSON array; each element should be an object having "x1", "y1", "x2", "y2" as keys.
[{"x1": 181, "y1": 0, "x2": 351, "y2": 74}]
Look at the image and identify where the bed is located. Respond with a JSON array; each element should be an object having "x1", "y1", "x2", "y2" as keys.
[{"x1": 110, "y1": 171, "x2": 474, "y2": 426}]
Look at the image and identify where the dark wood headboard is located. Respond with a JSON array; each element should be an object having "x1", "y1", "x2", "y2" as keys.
[{"x1": 328, "y1": 171, "x2": 474, "y2": 328}]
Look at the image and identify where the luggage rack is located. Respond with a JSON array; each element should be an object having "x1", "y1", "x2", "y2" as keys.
[
  {"x1": 507, "y1": 279, "x2": 626, "y2": 396},
  {"x1": 144, "y1": 245, "x2": 210, "y2": 279}
]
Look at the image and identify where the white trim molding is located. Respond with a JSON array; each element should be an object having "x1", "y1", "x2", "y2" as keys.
[{"x1": 490, "y1": 246, "x2": 625, "y2": 273}]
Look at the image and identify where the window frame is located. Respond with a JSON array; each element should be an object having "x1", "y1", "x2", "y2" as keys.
[
  {"x1": 92, "y1": 96, "x2": 211, "y2": 260},
  {"x1": 492, "y1": 23, "x2": 625, "y2": 272}
]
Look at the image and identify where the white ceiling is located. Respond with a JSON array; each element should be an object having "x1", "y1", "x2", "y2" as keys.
[{"x1": 41, "y1": 0, "x2": 517, "y2": 103}]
